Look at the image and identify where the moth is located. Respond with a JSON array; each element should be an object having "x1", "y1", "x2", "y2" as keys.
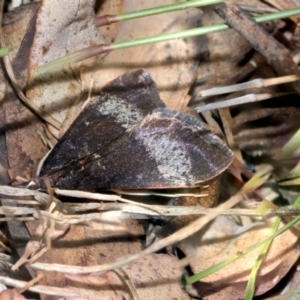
[{"x1": 33, "y1": 69, "x2": 233, "y2": 191}]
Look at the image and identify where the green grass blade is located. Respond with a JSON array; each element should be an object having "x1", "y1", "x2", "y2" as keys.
[
  {"x1": 111, "y1": 7, "x2": 300, "y2": 50},
  {"x1": 278, "y1": 128, "x2": 300, "y2": 158},
  {"x1": 244, "y1": 217, "x2": 281, "y2": 299},
  {"x1": 101, "y1": 0, "x2": 225, "y2": 23},
  {"x1": 40, "y1": 7, "x2": 300, "y2": 71},
  {"x1": 244, "y1": 194, "x2": 300, "y2": 299},
  {"x1": 185, "y1": 212, "x2": 300, "y2": 285},
  {"x1": 0, "y1": 48, "x2": 10, "y2": 57}
]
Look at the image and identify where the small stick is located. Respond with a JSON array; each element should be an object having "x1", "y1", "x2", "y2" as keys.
[
  {"x1": 30, "y1": 193, "x2": 244, "y2": 274},
  {"x1": 199, "y1": 75, "x2": 300, "y2": 98},
  {"x1": 17, "y1": 274, "x2": 44, "y2": 294},
  {"x1": 215, "y1": 3, "x2": 300, "y2": 95},
  {"x1": 95, "y1": 0, "x2": 224, "y2": 26},
  {"x1": 196, "y1": 92, "x2": 290, "y2": 113},
  {"x1": 0, "y1": 276, "x2": 78, "y2": 297}
]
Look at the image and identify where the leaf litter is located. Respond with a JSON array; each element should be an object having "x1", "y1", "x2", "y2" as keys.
[{"x1": 0, "y1": 0, "x2": 300, "y2": 299}]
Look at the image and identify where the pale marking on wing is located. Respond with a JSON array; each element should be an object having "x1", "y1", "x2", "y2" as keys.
[{"x1": 97, "y1": 93, "x2": 144, "y2": 131}]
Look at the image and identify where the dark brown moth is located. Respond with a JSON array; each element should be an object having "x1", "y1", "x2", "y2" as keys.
[{"x1": 34, "y1": 69, "x2": 233, "y2": 191}]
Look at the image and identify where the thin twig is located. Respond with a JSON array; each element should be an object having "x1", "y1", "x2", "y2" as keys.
[
  {"x1": 196, "y1": 92, "x2": 290, "y2": 113},
  {"x1": 30, "y1": 193, "x2": 243, "y2": 274},
  {"x1": 199, "y1": 75, "x2": 300, "y2": 98},
  {"x1": 0, "y1": 276, "x2": 78, "y2": 297},
  {"x1": 215, "y1": 3, "x2": 300, "y2": 95},
  {"x1": 17, "y1": 274, "x2": 44, "y2": 294}
]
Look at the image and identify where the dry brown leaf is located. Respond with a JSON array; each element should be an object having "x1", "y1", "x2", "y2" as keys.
[
  {"x1": 0, "y1": 4, "x2": 43, "y2": 183},
  {"x1": 1, "y1": 3, "x2": 39, "y2": 109},
  {"x1": 26, "y1": 0, "x2": 105, "y2": 137},
  {"x1": 2, "y1": 2, "x2": 47, "y2": 181},
  {"x1": 0, "y1": 289, "x2": 26, "y2": 300},
  {"x1": 85, "y1": 0, "x2": 205, "y2": 109},
  {"x1": 269, "y1": 266, "x2": 300, "y2": 299},
  {"x1": 0, "y1": 4, "x2": 42, "y2": 183},
  {"x1": 179, "y1": 215, "x2": 300, "y2": 299},
  {"x1": 30, "y1": 213, "x2": 144, "y2": 300},
  {"x1": 65, "y1": 254, "x2": 188, "y2": 300},
  {"x1": 61, "y1": 0, "x2": 206, "y2": 135},
  {"x1": 2, "y1": 3, "x2": 40, "y2": 61},
  {"x1": 1, "y1": 5, "x2": 51, "y2": 283},
  {"x1": 4, "y1": 101, "x2": 47, "y2": 181}
]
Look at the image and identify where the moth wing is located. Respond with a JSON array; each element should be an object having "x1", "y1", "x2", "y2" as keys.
[
  {"x1": 40, "y1": 69, "x2": 164, "y2": 176},
  {"x1": 43, "y1": 108, "x2": 233, "y2": 190}
]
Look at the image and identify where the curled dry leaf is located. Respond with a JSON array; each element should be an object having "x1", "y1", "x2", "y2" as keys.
[
  {"x1": 179, "y1": 215, "x2": 300, "y2": 299},
  {"x1": 269, "y1": 268, "x2": 300, "y2": 299}
]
